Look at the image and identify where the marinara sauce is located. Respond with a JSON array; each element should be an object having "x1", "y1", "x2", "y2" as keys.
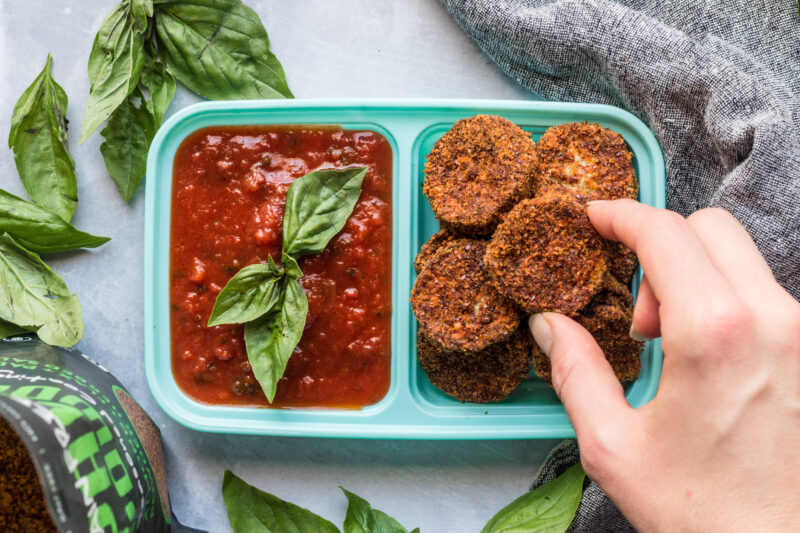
[{"x1": 170, "y1": 126, "x2": 392, "y2": 408}]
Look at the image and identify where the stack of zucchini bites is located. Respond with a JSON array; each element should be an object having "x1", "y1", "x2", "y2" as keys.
[{"x1": 411, "y1": 115, "x2": 645, "y2": 403}]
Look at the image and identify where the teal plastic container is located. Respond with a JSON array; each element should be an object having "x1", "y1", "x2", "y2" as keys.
[{"x1": 144, "y1": 98, "x2": 665, "y2": 439}]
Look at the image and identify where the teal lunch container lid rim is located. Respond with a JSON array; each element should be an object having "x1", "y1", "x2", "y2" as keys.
[{"x1": 144, "y1": 98, "x2": 665, "y2": 439}]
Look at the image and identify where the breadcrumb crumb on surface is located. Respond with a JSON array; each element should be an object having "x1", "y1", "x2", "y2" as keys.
[
  {"x1": 535, "y1": 122, "x2": 638, "y2": 202},
  {"x1": 417, "y1": 328, "x2": 533, "y2": 403},
  {"x1": 423, "y1": 115, "x2": 537, "y2": 235},
  {"x1": 411, "y1": 239, "x2": 521, "y2": 352},
  {"x1": 484, "y1": 193, "x2": 608, "y2": 315}
]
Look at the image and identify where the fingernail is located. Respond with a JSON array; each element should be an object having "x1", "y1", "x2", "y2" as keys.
[
  {"x1": 529, "y1": 314, "x2": 553, "y2": 357},
  {"x1": 629, "y1": 323, "x2": 651, "y2": 342}
]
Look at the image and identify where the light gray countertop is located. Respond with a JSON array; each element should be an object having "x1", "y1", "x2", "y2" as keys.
[{"x1": 0, "y1": 1, "x2": 559, "y2": 531}]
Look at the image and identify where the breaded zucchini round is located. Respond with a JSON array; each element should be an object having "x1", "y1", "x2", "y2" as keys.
[
  {"x1": 414, "y1": 230, "x2": 460, "y2": 274},
  {"x1": 535, "y1": 122, "x2": 638, "y2": 202},
  {"x1": 531, "y1": 295, "x2": 643, "y2": 384},
  {"x1": 423, "y1": 115, "x2": 537, "y2": 235},
  {"x1": 417, "y1": 328, "x2": 532, "y2": 403},
  {"x1": 586, "y1": 274, "x2": 634, "y2": 314},
  {"x1": 606, "y1": 240, "x2": 639, "y2": 285},
  {"x1": 484, "y1": 193, "x2": 608, "y2": 315},
  {"x1": 411, "y1": 239, "x2": 521, "y2": 352},
  {"x1": 577, "y1": 305, "x2": 644, "y2": 382}
]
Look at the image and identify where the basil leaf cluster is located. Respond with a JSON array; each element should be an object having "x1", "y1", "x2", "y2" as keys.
[
  {"x1": 0, "y1": 190, "x2": 109, "y2": 346},
  {"x1": 8, "y1": 55, "x2": 77, "y2": 222},
  {"x1": 82, "y1": 0, "x2": 292, "y2": 202},
  {"x1": 223, "y1": 465, "x2": 585, "y2": 533},
  {"x1": 208, "y1": 167, "x2": 367, "y2": 402},
  {"x1": 4, "y1": 56, "x2": 112, "y2": 348},
  {"x1": 222, "y1": 470, "x2": 418, "y2": 533}
]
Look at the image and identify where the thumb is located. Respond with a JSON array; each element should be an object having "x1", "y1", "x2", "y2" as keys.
[{"x1": 529, "y1": 313, "x2": 633, "y2": 439}]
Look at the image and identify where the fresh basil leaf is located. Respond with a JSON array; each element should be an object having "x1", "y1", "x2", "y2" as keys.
[
  {"x1": 222, "y1": 470, "x2": 340, "y2": 533},
  {"x1": 131, "y1": 0, "x2": 154, "y2": 33},
  {"x1": 243, "y1": 276, "x2": 307, "y2": 402},
  {"x1": 81, "y1": 2, "x2": 146, "y2": 143},
  {"x1": 208, "y1": 259, "x2": 283, "y2": 327},
  {"x1": 0, "y1": 234, "x2": 83, "y2": 348},
  {"x1": 8, "y1": 54, "x2": 77, "y2": 222},
  {"x1": 342, "y1": 488, "x2": 417, "y2": 533},
  {"x1": 140, "y1": 52, "x2": 175, "y2": 124},
  {"x1": 0, "y1": 319, "x2": 30, "y2": 339},
  {"x1": 282, "y1": 167, "x2": 367, "y2": 257},
  {"x1": 0, "y1": 188, "x2": 110, "y2": 253},
  {"x1": 100, "y1": 87, "x2": 157, "y2": 202},
  {"x1": 154, "y1": 0, "x2": 293, "y2": 100},
  {"x1": 481, "y1": 464, "x2": 585, "y2": 533},
  {"x1": 281, "y1": 252, "x2": 303, "y2": 280}
]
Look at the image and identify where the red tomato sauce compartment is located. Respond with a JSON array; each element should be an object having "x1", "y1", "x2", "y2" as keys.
[{"x1": 169, "y1": 125, "x2": 393, "y2": 408}]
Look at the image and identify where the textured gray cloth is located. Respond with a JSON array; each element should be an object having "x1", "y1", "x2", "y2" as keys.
[{"x1": 440, "y1": 0, "x2": 800, "y2": 530}]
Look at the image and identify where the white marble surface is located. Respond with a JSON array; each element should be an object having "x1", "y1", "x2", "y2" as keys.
[{"x1": 0, "y1": 1, "x2": 560, "y2": 531}]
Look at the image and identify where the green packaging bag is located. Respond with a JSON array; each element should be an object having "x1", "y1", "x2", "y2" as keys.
[{"x1": 0, "y1": 337, "x2": 204, "y2": 532}]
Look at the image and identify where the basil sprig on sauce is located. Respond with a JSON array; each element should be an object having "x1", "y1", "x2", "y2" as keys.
[
  {"x1": 208, "y1": 167, "x2": 367, "y2": 402},
  {"x1": 82, "y1": 0, "x2": 292, "y2": 202},
  {"x1": 222, "y1": 470, "x2": 418, "y2": 533},
  {"x1": 8, "y1": 55, "x2": 77, "y2": 222}
]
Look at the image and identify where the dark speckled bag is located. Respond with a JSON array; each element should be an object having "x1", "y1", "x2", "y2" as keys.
[{"x1": 0, "y1": 337, "x2": 205, "y2": 533}]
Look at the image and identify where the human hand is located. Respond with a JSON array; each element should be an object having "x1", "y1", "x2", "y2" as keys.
[{"x1": 529, "y1": 200, "x2": 800, "y2": 532}]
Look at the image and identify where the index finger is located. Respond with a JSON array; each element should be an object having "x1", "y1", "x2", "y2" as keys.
[{"x1": 587, "y1": 199, "x2": 731, "y2": 308}]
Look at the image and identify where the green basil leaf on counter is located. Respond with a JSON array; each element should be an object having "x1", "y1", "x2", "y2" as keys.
[
  {"x1": 8, "y1": 54, "x2": 77, "y2": 222},
  {"x1": 208, "y1": 257, "x2": 283, "y2": 327},
  {"x1": 154, "y1": 0, "x2": 293, "y2": 100},
  {"x1": 342, "y1": 488, "x2": 419, "y2": 533},
  {"x1": 281, "y1": 252, "x2": 303, "y2": 280},
  {"x1": 481, "y1": 464, "x2": 585, "y2": 533},
  {"x1": 140, "y1": 52, "x2": 175, "y2": 124},
  {"x1": 0, "y1": 189, "x2": 110, "y2": 253},
  {"x1": 131, "y1": 0, "x2": 154, "y2": 33},
  {"x1": 282, "y1": 167, "x2": 367, "y2": 257},
  {"x1": 0, "y1": 319, "x2": 30, "y2": 339},
  {"x1": 223, "y1": 470, "x2": 340, "y2": 533},
  {"x1": 100, "y1": 86, "x2": 157, "y2": 202},
  {"x1": 81, "y1": 2, "x2": 146, "y2": 143},
  {"x1": 0, "y1": 234, "x2": 83, "y2": 348},
  {"x1": 243, "y1": 276, "x2": 307, "y2": 402}
]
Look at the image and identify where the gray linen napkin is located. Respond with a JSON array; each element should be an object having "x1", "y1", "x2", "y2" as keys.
[{"x1": 440, "y1": 0, "x2": 800, "y2": 530}]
